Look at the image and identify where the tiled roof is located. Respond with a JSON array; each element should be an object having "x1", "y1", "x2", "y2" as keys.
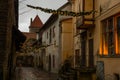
[{"x1": 29, "y1": 15, "x2": 43, "y2": 28}]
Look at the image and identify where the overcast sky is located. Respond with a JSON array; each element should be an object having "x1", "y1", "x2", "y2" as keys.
[{"x1": 19, "y1": 0, "x2": 68, "y2": 32}]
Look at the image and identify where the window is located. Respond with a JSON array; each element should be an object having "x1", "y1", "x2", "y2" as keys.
[
  {"x1": 47, "y1": 32, "x2": 48, "y2": 39},
  {"x1": 53, "y1": 26, "x2": 55, "y2": 38},
  {"x1": 80, "y1": 31, "x2": 87, "y2": 66},
  {"x1": 116, "y1": 15, "x2": 120, "y2": 54},
  {"x1": 102, "y1": 18, "x2": 114, "y2": 55},
  {"x1": 100, "y1": 13, "x2": 120, "y2": 56},
  {"x1": 49, "y1": 29, "x2": 52, "y2": 43},
  {"x1": 88, "y1": 39, "x2": 94, "y2": 67},
  {"x1": 53, "y1": 55, "x2": 55, "y2": 68}
]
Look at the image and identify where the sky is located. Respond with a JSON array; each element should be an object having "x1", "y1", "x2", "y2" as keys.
[{"x1": 19, "y1": 0, "x2": 68, "y2": 32}]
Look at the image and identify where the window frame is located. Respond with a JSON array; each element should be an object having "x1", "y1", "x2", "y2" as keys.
[
  {"x1": 115, "y1": 14, "x2": 120, "y2": 55},
  {"x1": 100, "y1": 13, "x2": 120, "y2": 57},
  {"x1": 53, "y1": 26, "x2": 55, "y2": 38}
]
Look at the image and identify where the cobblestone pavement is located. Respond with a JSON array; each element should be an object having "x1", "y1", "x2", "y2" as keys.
[{"x1": 15, "y1": 67, "x2": 58, "y2": 80}]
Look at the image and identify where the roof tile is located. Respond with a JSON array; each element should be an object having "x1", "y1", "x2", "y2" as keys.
[{"x1": 29, "y1": 15, "x2": 43, "y2": 28}]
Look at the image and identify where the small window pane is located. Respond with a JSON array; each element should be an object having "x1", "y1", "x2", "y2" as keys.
[{"x1": 117, "y1": 16, "x2": 120, "y2": 54}]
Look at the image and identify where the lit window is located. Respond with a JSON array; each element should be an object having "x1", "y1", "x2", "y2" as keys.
[
  {"x1": 100, "y1": 13, "x2": 120, "y2": 56},
  {"x1": 116, "y1": 15, "x2": 120, "y2": 54}
]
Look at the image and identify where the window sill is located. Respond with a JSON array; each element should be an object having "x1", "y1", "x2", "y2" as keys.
[{"x1": 98, "y1": 54, "x2": 120, "y2": 58}]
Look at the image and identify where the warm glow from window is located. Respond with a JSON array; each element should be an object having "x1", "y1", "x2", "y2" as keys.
[
  {"x1": 99, "y1": 46, "x2": 102, "y2": 55},
  {"x1": 99, "y1": 44, "x2": 108, "y2": 55},
  {"x1": 103, "y1": 44, "x2": 108, "y2": 55},
  {"x1": 115, "y1": 31, "x2": 119, "y2": 54},
  {"x1": 114, "y1": 15, "x2": 120, "y2": 55},
  {"x1": 103, "y1": 35, "x2": 108, "y2": 55},
  {"x1": 99, "y1": 35, "x2": 108, "y2": 55},
  {"x1": 100, "y1": 14, "x2": 120, "y2": 56},
  {"x1": 99, "y1": 35, "x2": 103, "y2": 55}
]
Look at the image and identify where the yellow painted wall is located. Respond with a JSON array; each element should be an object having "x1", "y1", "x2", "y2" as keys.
[
  {"x1": 84, "y1": 0, "x2": 94, "y2": 19},
  {"x1": 95, "y1": 0, "x2": 120, "y2": 78},
  {"x1": 97, "y1": 58, "x2": 120, "y2": 79},
  {"x1": 71, "y1": 0, "x2": 120, "y2": 79},
  {"x1": 61, "y1": 19, "x2": 74, "y2": 64}
]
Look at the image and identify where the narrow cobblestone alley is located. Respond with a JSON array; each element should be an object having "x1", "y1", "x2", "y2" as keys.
[{"x1": 14, "y1": 67, "x2": 58, "y2": 80}]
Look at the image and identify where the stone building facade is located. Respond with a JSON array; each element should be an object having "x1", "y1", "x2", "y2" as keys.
[
  {"x1": 70, "y1": 0, "x2": 120, "y2": 80},
  {"x1": 40, "y1": 2, "x2": 72, "y2": 73},
  {"x1": 0, "y1": 0, "x2": 26, "y2": 80},
  {"x1": 95, "y1": 0, "x2": 120, "y2": 80}
]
